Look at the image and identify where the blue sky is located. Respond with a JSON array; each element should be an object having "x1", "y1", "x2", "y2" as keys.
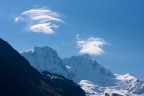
[{"x1": 0, "y1": 0, "x2": 144, "y2": 79}]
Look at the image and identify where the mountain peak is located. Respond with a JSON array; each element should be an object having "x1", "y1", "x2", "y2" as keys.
[
  {"x1": 63, "y1": 55, "x2": 115, "y2": 85},
  {"x1": 33, "y1": 46, "x2": 55, "y2": 51},
  {"x1": 20, "y1": 46, "x2": 68, "y2": 76},
  {"x1": 21, "y1": 46, "x2": 115, "y2": 85},
  {"x1": 20, "y1": 46, "x2": 55, "y2": 54}
]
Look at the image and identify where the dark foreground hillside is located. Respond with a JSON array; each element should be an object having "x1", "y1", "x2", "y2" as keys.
[{"x1": 0, "y1": 38, "x2": 85, "y2": 96}]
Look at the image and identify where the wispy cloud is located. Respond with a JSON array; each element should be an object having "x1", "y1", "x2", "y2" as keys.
[
  {"x1": 76, "y1": 34, "x2": 107, "y2": 55},
  {"x1": 14, "y1": 8, "x2": 63, "y2": 34}
]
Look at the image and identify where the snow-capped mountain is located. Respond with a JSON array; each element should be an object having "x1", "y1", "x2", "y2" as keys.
[
  {"x1": 63, "y1": 54, "x2": 116, "y2": 86},
  {"x1": 80, "y1": 74, "x2": 144, "y2": 96},
  {"x1": 20, "y1": 47, "x2": 115, "y2": 86},
  {"x1": 20, "y1": 46, "x2": 144, "y2": 96},
  {"x1": 20, "y1": 46, "x2": 68, "y2": 76}
]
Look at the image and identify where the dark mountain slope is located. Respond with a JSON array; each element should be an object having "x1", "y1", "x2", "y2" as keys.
[{"x1": 0, "y1": 38, "x2": 85, "y2": 96}]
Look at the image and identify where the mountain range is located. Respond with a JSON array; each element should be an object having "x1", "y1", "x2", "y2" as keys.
[
  {"x1": 21, "y1": 46, "x2": 144, "y2": 96},
  {"x1": 0, "y1": 38, "x2": 85, "y2": 96}
]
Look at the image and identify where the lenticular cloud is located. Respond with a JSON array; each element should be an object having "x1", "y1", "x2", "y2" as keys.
[
  {"x1": 77, "y1": 35, "x2": 107, "y2": 55},
  {"x1": 15, "y1": 8, "x2": 63, "y2": 34}
]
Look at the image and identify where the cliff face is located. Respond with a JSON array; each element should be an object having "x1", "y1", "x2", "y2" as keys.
[{"x1": 0, "y1": 38, "x2": 86, "y2": 96}]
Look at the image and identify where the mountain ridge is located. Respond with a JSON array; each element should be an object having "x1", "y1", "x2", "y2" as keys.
[
  {"x1": 21, "y1": 46, "x2": 68, "y2": 76},
  {"x1": 20, "y1": 46, "x2": 144, "y2": 96},
  {"x1": 0, "y1": 38, "x2": 86, "y2": 96},
  {"x1": 21, "y1": 46, "x2": 115, "y2": 85}
]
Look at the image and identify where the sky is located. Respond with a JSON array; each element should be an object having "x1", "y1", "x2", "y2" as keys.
[{"x1": 0, "y1": 0, "x2": 144, "y2": 79}]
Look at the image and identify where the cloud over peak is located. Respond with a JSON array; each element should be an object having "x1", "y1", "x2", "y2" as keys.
[
  {"x1": 77, "y1": 35, "x2": 107, "y2": 55},
  {"x1": 14, "y1": 8, "x2": 63, "y2": 34}
]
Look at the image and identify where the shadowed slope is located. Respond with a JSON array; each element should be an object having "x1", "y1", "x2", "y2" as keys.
[{"x1": 0, "y1": 38, "x2": 85, "y2": 96}]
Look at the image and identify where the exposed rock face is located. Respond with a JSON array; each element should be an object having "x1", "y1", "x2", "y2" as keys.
[{"x1": 0, "y1": 38, "x2": 86, "y2": 96}]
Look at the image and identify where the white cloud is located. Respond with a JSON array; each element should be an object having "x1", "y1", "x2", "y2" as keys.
[
  {"x1": 77, "y1": 35, "x2": 107, "y2": 55},
  {"x1": 14, "y1": 8, "x2": 63, "y2": 34},
  {"x1": 29, "y1": 23, "x2": 58, "y2": 34}
]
